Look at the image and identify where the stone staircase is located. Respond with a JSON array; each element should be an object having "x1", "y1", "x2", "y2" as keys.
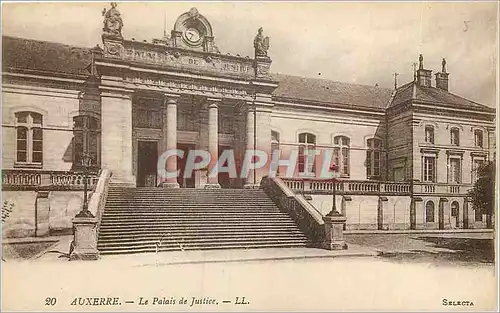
[{"x1": 97, "y1": 187, "x2": 312, "y2": 255}]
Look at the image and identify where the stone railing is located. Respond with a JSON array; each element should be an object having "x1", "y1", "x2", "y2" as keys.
[
  {"x1": 413, "y1": 183, "x2": 472, "y2": 195},
  {"x1": 87, "y1": 168, "x2": 112, "y2": 233},
  {"x1": 2, "y1": 169, "x2": 99, "y2": 191},
  {"x1": 281, "y1": 177, "x2": 470, "y2": 196},
  {"x1": 261, "y1": 176, "x2": 325, "y2": 246},
  {"x1": 281, "y1": 177, "x2": 412, "y2": 195}
]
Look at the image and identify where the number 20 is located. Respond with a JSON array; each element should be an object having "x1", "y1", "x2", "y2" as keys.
[{"x1": 45, "y1": 297, "x2": 56, "y2": 306}]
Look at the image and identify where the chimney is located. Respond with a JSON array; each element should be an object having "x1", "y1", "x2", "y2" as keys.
[
  {"x1": 435, "y1": 58, "x2": 449, "y2": 91},
  {"x1": 416, "y1": 54, "x2": 432, "y2": 87}
]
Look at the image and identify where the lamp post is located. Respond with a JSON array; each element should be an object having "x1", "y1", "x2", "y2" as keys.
[
  {"x1": 326, "y1": 163, "x2": 342, "y2": 217},
  {"x1": 75, "y1": 152, "x2": 94, "y2": 218},
  {"x1": 321, "y1": 162, "x2": 347, "y2": 250}
]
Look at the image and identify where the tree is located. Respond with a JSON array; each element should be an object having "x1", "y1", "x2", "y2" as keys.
[{"x1": 467, "y1": 160, "x2": 495, "y2": 229}]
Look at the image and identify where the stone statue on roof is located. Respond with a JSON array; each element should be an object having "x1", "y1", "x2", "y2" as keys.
[
  {"x1": 254, "y1": 27, "x2": 270, "y2": 58},
  {"x1": 102, "y1": 2, "x2": 123, "y2": 37}
]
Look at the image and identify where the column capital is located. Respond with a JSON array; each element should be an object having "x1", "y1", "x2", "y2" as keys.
[
  {"x1": 164, "y1": 93, "x2": 181, "y2": 106},
  {"x1": 207, "y1": 97, "x2": 222, "y2": 108}
]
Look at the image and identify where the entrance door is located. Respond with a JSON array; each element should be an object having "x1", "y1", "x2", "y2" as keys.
[
  {"x1": 137, "y1": 141, "x2": 158, "y2": 187},
  {"x1": 218, "y1": 145, "x2": 232, "y2": 188},
  {"x1": 177, "y1": 144, "x2": 196, "y2": 188}
]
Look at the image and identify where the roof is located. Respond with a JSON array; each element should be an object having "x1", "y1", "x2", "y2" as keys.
[
  {"x1": 2, "y1": 35, "x2": 91, "y2": 76},
  {"x1": 389, "y1": 80, "x2": 494, "y2": 112},
  {"x1": 2, "y1": 36, "x2": 494, "y2": 113},
  {"x1": 271, "y1": 73, "x2": 393, "y2": 110}
]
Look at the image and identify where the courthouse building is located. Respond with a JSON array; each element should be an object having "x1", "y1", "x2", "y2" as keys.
[{"x1": 2, "y1": 5, "x2": 496, "y2": 240}]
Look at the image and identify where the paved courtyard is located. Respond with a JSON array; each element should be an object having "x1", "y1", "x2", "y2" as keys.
[{"x1": 2, "y1": 232, "x2": 497, "y2": 311}]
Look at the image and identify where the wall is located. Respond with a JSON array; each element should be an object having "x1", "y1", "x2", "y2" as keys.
[
  {"x1": 413, "y1": 112, "x2": 493, "y2": 184},
  {"x1": 2, "y1": 84, "x2": 80, "y2": 171},
  {"x1": 387, "y1": 111, "x2": 412, "y2": 181},
  {"x1": 2, "y1": 190, "x2": 83, "y2": 238},
  {"x1": 271, "y1": 105, "x2": 385, "y2": 181}
]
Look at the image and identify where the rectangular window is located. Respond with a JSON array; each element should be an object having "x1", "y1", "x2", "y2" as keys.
[
  {"x1": 32, "y1": 127, "x2": 43, "y2": 163},
  {"x1": 366, "y1": 150, "x2": 372, "y2": 176},
  {"x1": 450, "y1": 128, "x2": 460, "y2": 146},
  {"x1": 373, "y1": 151, "x2": 380, "y2": 176},
  {"x1": 474, "y1": 130, "x2": 483, "y2": 148},
  {"x1": 333, "y1": 147, "x2": 340, "y2": 170},
  {"x1": 423, "y1": 156, "x2": 436, "y2": 182},
  {"x1": 475, "y1": 209, "x2": 483, "y2": 222},
  {"x1": 342, "y1": 147, "x2": 349, "y2": 175},
  {"x1": 16, "y1": 127, "x2": 28, "y2": 162},
  {"x1": 425, "y1": 127, "x2": 435, "y2": 144},
  {"x1": 472, "y1": 159, "x2": 484, "y2": 182},
  {"x1": 448, "y1": 158, "x2": 461, "y2": 183},
  {"x1": 298, "y1": 145, "x2": 305, "y2": 173}
]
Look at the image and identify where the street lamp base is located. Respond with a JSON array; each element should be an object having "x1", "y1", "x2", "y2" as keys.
[
  {"x1": 325, "y1": 210, "x2": 343, "y2": 217},
  {"x1": 75, "y1": 210, "x2": 95, "y2": 218}
]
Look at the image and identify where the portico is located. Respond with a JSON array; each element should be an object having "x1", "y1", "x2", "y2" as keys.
[{"x1": 96, "y1": 6, "x2": 276, "y2": 188}]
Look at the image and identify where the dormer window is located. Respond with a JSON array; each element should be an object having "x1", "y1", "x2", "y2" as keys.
[
  {"x1": 425, "y1": 126, "x2": 435, "y2": 144},
  {"x1": 450, "y1": 128, "x2": 460, "y2": 146}
]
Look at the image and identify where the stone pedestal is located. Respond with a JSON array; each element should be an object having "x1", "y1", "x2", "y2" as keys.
[
  {"x1": 35, "y1": 191, "x2": 50, "y2": 237},
  {"x1": 322, "y1": 211, "x2": 348, "y2": 250},
  {"x1": 70, "y1": 217, "x2": 99, "y2": 261}
]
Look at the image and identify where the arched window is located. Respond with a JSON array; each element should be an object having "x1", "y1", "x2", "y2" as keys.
[
  {"x1": 450, "y1": 127, "x2": 460, "y2": 146},
  {"x1": 366, "y1": 138, "x2": 383, "y2": 178},
  {"x1": 298, "y1": 133, "x2": 316, "y2": 174},
  {"x1": 333, "y1": 136, "x2": 350, "y2": 176},
  {"x1": 474, "y1": 130, "x2": 484, "y2": 148},
  {"x1": 425, "y1": 201, "x2": 435, "y2": 223},
  {"x1": 15, "y1": 111, "x2": 43, "y2": 165},
  {"x1": 270, "y1": 131, "x2": 280, "y2": 174},
  {"x1": 73, "y1": 115, "x2": 100, "y2": 169},
  {"x1": 425, "y1": 126, "x2": 435, "y2": 144}
]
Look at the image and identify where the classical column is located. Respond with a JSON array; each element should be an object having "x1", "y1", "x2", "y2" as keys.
[
  {"x1": 206, "y1": 98, "x2": 221, "y2": 189},
  {"x1": 101, "y1": 90, "x2": 135, "y2": 186},
  {"x1": 160, "y1": 94, "x2": 180, "y2": 188},
  {"x1": 244, "y1": 105, "x2": 256, "y2": 188}
]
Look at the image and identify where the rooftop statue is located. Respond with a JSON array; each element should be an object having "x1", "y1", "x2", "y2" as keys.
[
  {"x1": 102, "y1": 2, "x2": 123, "y2": 37},
  {"x1": 254, "y1": 27, "x2": 270, "y2": 58}
]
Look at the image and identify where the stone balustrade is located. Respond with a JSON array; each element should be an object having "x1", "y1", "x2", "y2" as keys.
[
  {"x1": 413, "y1": 183, "x2": 472, "y2": 195},
  {"x1": 2, "y1": 169, "x2": 99, "y2": 191},
  {"x1": 281, "y1": 177, "x2": 469, "y2": 196}
]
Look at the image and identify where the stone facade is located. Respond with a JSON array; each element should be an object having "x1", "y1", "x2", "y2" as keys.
[{"x1": 1, "y1": 5, "x2": 495, "y2": 235}]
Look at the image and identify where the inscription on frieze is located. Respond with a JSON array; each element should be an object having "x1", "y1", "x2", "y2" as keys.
[
  {"x1": 124, "y1": 75, "x2": 249, "y2": 98},
  {"x1": 123, "y1": 45, "x2": 253, "y2": 77}
]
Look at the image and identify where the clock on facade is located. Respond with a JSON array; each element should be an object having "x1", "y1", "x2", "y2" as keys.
[{"x1": 183, "y1": 28, "x2": 202, "y2": 45}]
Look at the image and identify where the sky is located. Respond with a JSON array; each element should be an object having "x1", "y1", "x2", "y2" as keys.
[{"x1": 2, "y1": 1, "x2": 498, "y2": 107}]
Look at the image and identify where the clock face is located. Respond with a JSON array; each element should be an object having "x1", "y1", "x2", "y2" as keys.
[{"x1": 184, "y1": 28, "x2": 201, "y2": 44}]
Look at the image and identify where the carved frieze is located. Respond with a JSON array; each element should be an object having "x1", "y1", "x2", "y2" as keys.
[
  {"x1": 122, "y1": 46, "x2": 254, "y2": 78},
  {"x1": 255, "y1": 61, "x2": 271, "y2": 78},
  {"x1": 103, "y1": 40, "x2": 124, "y2": 58},
  {"x1": 124, "y1": 75, "x2": 250, "y2": 98}
]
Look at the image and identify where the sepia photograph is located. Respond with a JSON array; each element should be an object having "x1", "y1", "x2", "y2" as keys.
[{"x1": 1, "y1": 1, "x2": 498, "y2": 311}]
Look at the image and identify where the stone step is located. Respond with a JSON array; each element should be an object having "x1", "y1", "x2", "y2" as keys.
[
  {"x1": 102, "y1": 212, "x2": 287, "y2": 217},
  {"x1": 99, "y1": 229, "x2": 305, "y2": 239},
  {"x1": 102, "y1": 209, "x2": 283, "y2": 214},
  {"x1": 98, "y1": 233, "x2": 308, "y2": 244},
  {"x1": 98, "y1": 237, "x2": 310, "y2": 248},
  {"x1": 99, "y1": 242, "x2": 310, "y2": 255},
  {"x1": 99, "y1": 224, "x2": 300, "y2": 233},
  {"x1": 105, "y1": 202, "x2": 276, "y2": 206}
]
